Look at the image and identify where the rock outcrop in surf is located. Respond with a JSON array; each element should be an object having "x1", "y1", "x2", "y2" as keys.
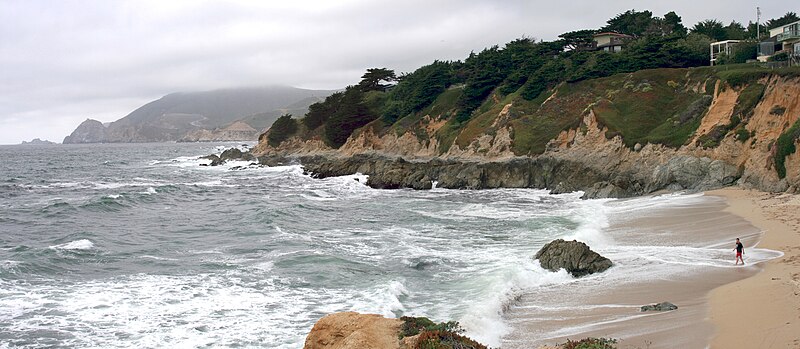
[{"x1": 534, "y1": 239, "x2": 613, "y2": 277}]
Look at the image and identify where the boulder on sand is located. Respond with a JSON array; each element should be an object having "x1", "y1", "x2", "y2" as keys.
[
  {"x1": 640, "y1": 302, "x2": 678, "y2": 312},
  {"x1": 534, "y1": 239, "x2": 612, "y2": 277}
]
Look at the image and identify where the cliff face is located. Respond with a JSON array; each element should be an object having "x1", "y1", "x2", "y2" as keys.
[
  {"x1": 179, "y1": 121, "x2": 260, "y2": 142},
  {"x1": 254, "y1": 68, "x2": 800, "y2": 196}
]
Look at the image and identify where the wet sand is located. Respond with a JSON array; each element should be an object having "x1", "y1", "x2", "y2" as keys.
[
  {"x1": 503, "y1": 192, "x2": 779, "y2": 349},
  {"x1": 708, "y1": 188, "x2": 800, "y2": 349}
]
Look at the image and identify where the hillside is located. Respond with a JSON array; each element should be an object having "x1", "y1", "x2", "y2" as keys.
[
  {"x1": 251, "y1": 9, "x2": 800, "y2": 196},
  {"x1": 63, "y1": 86, "x2": 332, "y2": 143},
  {"x1": 254, "y1": 65, "x2": 800, "y2": 196}
]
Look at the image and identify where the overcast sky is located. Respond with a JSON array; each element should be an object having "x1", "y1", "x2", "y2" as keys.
[{"x1": 0, "y1": 0, "x2": 792, "y2": 144}]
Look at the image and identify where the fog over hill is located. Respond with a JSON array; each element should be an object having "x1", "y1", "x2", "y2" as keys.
[{"x1": 63, "y1": 86, "x2": 334, "y2": 143}]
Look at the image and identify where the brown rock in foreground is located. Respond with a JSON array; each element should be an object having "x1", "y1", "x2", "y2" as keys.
[{"x1": 304, "y1": 312, "x2": 412, "y2": 349}]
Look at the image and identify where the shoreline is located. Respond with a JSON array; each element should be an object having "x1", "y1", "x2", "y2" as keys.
[
  {"x1": 502, "y1": 191, "x2": 769, "y2": 348},
  {"x1": 707, "y1": 188, "x2": 800, "y2": 348}
]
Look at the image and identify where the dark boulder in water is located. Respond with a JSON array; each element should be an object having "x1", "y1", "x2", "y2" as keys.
[
  {"x1": 200, "y1": 154, "x2": 223, "y2": 166},
  {"x1": 219, "y1": 148, "x2": 255, "y2": 161},
  {"x1": 200, "y1": 148, "x2": 256, "y2": 166},
  {"x1": 534, "y1": 239, "x2": 612, "y2": 277},
  {"x1": 640, "y1": 302, "x2": 678, "y2": 312}
]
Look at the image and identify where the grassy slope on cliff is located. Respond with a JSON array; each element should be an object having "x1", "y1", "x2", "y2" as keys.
[{"x1": 261, "y1": 9, "x2": 800, "y2": 181}]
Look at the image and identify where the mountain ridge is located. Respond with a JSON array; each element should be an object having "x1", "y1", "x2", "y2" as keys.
[{"x1": 63, "y1": 86, "x2": 334, "y2": 143}]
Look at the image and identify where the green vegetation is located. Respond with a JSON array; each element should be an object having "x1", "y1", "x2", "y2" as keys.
[
  {"x1": 561, "y1": 337, "x2": 618, "y2": 349},
  {"x1": 382, "y1": 61, "x2": 459, "y2": 124},
  {"x1": 323, "y1": 88, "x2": 380, "y2": 148},
  {"x1": 399, "y1": 316, "x2": 486, "y2": 349},
  {"x1": 357, "y1": 68, "x2": 397, "y2": 92},
  {"x1": 775, "y1": 119, "x2": 800, "y2": 179},
  {"x1": 771, "y1": 106, "x2": 787, "y2": 115},
  {"x1": 289, "y1": 9, "x2": 799, "y2": 156},
  {"x1": 266, "y1": 114, "x2": 298, "y2": 147}
]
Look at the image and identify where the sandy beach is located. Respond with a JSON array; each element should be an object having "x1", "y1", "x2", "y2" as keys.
[
  {"x1": 503, "y1": 192, "x2": 781, "y2": 349},
  {"x1": 501, "y1": 187, "x2": 800, "y2": 349},
  {"x1": 708, "y1": 188, "x2": 800, "y2": 349}
]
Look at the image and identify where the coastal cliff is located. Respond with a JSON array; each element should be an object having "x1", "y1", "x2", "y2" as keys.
[{"x1": 252, "y1": 67, "x2": 800, "y2": 197}]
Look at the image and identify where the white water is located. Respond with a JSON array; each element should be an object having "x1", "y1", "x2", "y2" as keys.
[{"x1": 0, "y1": 144, "x2": 783, "y2": 348}]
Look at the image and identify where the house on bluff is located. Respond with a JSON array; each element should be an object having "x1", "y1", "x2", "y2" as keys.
[
  {"x1": 592, "y1": 32, "x2": 632, "y2": 53},
  {"x1": 757, "y1": 19, "x2": 800, "y2": 65}
]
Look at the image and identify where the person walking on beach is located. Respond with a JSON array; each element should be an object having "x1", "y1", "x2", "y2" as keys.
[{"x1": 734, "y1": 238, "x2": 745, "y2": 265}]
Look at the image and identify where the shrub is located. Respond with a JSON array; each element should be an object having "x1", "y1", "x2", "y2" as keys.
[
  {"x1": 769, "y1": 52, "x2": 789, "y2": 62},
  {"x1": 562, "y1": 337, "x2": 618, "y2": 349},
  {"x1": 770, "y1": 106, "x2": 786, "y2": 115},
  {"x1": 415, "y1": 330, "x2": 487, "y2": 349},
  {"x1": 399, "y1": 317, "x2": 460, "y2": 338},
  {"x1": 734, "y1": 125, "x2": 751, "y2": 141},
  {"x1": 304, "y1": 92, "x2": 344, "y2": 130},
  {"x1": 266, "y1": 114, "x2": 298, "y2": 147},
  {"x1": 399, "y1": 316, "x2": 487, "y2": 349},
  {"x1": 323, "y1": 88, "x2": 379, "y2": 148},
  {"x1": 775, "y1": 119, "x2": 800, "y2": 179}
]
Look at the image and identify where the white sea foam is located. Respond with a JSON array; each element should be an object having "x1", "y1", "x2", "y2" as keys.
[
  {"x1": 351, "y1": 280, "x2": 410, "y2": 317},
  {"x1": 49, "y1": 239, "x2": 94, "y2": 251},
  {"x1": 561, "y1": 197, "x2": 614, "y2": 248},
  {"x1": 0, "y1": 260, "x2": 20, "y2": 271},
  {"x1": 139, "y1": 255, "x2": 179, "y2": 261},
  {"x1": 458, "y1": 259, "x2": 573, "y2": 347}
]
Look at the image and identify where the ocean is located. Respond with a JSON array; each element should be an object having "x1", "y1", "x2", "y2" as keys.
[{"x1": 0, "y1": 143, "x2": 781, "y2": 348}]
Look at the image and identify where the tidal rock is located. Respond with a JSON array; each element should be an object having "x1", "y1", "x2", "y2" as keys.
[
  {"x1": 640, "y1": 302, "x2": 678, "y2": 312},
  {"x1": 214, "y1": 148, "x2": 256, "y2": 163},
  {"x1": 219, "y1": 148, "x2": 244, "y2": 161},
  {"x1": 534, "y1": 239, "x2": 612, "y2": 277},
  {"x1": 200, "y1": 154, "x2": 223, "y2": 166}
]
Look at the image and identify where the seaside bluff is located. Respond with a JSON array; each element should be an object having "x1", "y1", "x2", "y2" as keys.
[{"x1": 247, "y1": 66, "x2": 800, "y2": 198}]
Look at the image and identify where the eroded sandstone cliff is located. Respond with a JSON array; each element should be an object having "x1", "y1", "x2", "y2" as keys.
[{"x1": 252, "y1": 68, "x2": 800, "y2": 197}]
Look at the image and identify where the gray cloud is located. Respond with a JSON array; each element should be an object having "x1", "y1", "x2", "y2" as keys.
[{"x1": 0, "y1": 0, "x2": 788, "y2": 144}]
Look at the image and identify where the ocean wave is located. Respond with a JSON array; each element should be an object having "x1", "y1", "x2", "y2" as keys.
[
  {"x1": 39, "y1": 200, "x2": 78, "y2": 216},
  {"x1": 350, "y1": 280, "x2": 410, "y2": 318},
  {"x1": 49, "y1": 239, "x2": 94, "y2": 251},
  {"x1": 458, "y1": 259, "x2": 574, "y2": 347}
]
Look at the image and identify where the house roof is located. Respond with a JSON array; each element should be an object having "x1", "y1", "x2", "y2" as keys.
[
  {"x1": 771, "y1": 19, "x2": 800, "y2": 30},
  {"x1": 593, "y1": 32, "x2": 632, "y2": 38},
  {"x1": 710, "y1": 40, "x2": 742, "y2": 45}
]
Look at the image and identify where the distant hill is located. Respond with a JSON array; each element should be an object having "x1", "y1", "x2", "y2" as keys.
[
  {"x1": 63, "y1": 86, "x2": 334, "y2": 143},
  {"x1": 20, "y1": 138, "x2": 56, "y2": 145}
]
